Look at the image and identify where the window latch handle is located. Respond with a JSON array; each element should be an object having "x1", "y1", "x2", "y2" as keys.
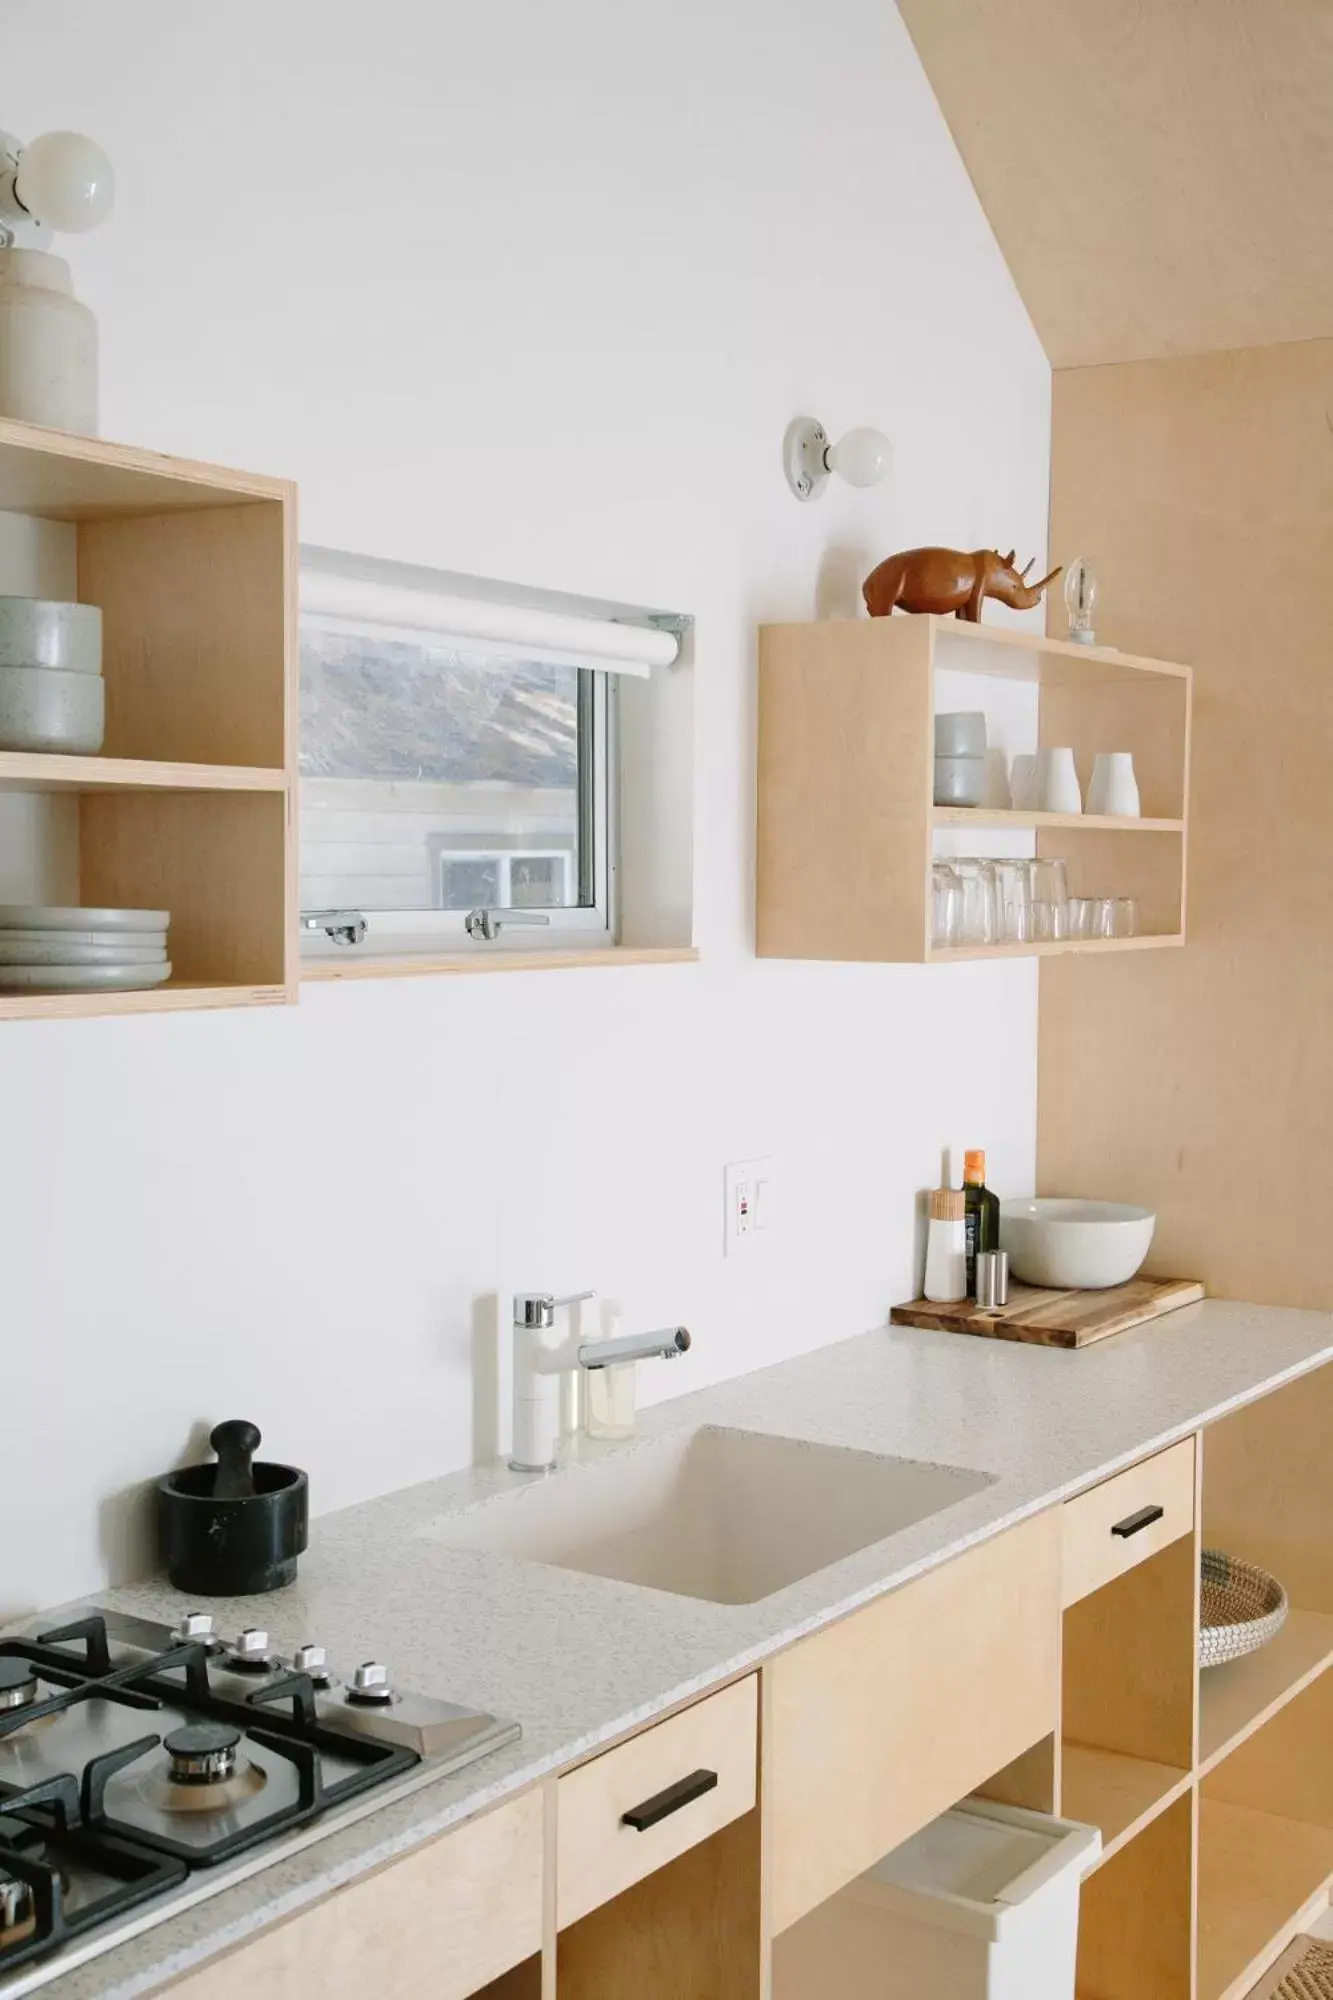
[
  {"x1": 300, "y1": 909, "x2": 368, "y2": 946},
  {"x1": 465, "y1": 908, "x2": 553, "y2": 943}
]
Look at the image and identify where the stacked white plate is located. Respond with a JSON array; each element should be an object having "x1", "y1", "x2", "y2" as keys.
[{"x1": 0, "y1": 907, "x2": 171, "y2": 992}]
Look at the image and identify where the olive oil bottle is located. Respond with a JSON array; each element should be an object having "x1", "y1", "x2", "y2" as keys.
[{"x1": 963, "y1": 1150, "x2": 1000, "y2": 1296}]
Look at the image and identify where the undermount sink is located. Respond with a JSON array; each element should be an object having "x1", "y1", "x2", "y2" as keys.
[{"x1": 426, "y1": 1425, "x2": 994, "y2": 1605}]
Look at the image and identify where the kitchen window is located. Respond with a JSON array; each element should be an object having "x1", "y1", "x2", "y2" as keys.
[{"x1": 298, "y1": 549, "x2": 679, "y2": 954}]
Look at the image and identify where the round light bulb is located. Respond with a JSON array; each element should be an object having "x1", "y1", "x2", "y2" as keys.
[
  {"x1": 15, "y1": 131, "x2": 115, "y2": 234},
  {"x1": 826, "y1": 426, "x2": 892, "y2": 489},
  {"x1": 1063, "y1": 556, "x2": 1099, "y2": 642}
]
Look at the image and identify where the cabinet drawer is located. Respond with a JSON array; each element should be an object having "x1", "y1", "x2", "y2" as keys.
[
  {"x1": 1062, "y1": 1439, "x2": 1196, "y2": 1608},
  {"x1": 765, "y1": 1510, "x2": 1060, "y2": 1935},
  {"x1": 160, "y1": 1790, "x2": 543, "y2": 2000},
  {"x1": 556, "y1": 1674, "x2": 758, "y2": 1929}
]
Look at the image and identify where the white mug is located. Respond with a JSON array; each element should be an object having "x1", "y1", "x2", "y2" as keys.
[
  {"x1": 1010, "y1": 753, "x2": 1038, "y2": 811},
  {"x1": 1087, "y1": 751, "x2": 1141, "y2": 818},
  {"x1": 1035, "y1": 746, "x2": 1082, "y2": 815}
]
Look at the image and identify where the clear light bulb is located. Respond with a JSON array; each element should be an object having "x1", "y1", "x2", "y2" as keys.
[
  {"x1": 15, "y1": 131, "x2": 115, "y2": 234},
  {"x1": 1063, "y1": 556, "x2": 1099, "y2": 643},
  {"x1": 826, "y1": 426, "x2": 893, "y2": 489}
]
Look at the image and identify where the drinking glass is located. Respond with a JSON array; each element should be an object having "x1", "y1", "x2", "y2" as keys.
[
  {"x1": 994, "y1": 859, "x2": 1033, "y2": 943},
  {"x1": 931, "y1": 862, "x2": 961, "y2": 947},
  {"x1": 1114, "y1": 897, "x2": 1140, "y2": 937},
  {"x1": 1067, "y1": 898, "x2": 1095, "y2": 940},
  {"x1": 1091, "y1": 897, "x2": 1117, "y2": 938},
  {"x1": 952, "y1": 859, "x2": 999, "y2": 946},
  {"x1": 1029, "y1": 858, "x2": 1069, "y2": 940}
]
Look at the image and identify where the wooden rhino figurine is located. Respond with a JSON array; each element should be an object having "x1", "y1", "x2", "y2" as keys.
[{"x1": 862, "y1": 547, "x2": 1062, "y2": 623}]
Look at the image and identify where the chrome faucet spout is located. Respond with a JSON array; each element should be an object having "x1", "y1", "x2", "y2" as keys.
[{"x1": 576, "y1": 1327, "x2": 691, "y2": 1371}]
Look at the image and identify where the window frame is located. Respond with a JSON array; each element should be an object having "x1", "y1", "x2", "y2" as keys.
[{"x1": 299, "y1": 637, "x2": 619, "y2": 958}]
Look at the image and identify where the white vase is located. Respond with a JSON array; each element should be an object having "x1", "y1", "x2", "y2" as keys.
[
  {"x1": 1087, "y1": 751, "x2": 1141, "y2": 817},
  {"x1": 0, "y1": 248, "x2": 98, "y2": 435},
  {"x1": 1035, "y1": 746, "x2": 1082, "y2": 815}
]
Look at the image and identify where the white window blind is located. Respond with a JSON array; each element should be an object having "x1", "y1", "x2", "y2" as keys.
[{"x1": 301, "y1": 547, "x2": 680, "y2": 678}]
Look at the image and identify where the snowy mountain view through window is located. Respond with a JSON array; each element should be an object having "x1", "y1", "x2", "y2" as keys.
[{"x1": 299, "y1": 625, "x2": 588, "y2": 916}]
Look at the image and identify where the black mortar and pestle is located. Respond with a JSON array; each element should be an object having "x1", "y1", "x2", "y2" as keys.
[{"x1": 157, "y1": 1421, "x2": 309, "y2": 1595}]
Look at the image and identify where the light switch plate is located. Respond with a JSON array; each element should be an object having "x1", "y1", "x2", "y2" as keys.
[{"x1": 725, "y1": 1156, "x2": 777, "y2": 1256}]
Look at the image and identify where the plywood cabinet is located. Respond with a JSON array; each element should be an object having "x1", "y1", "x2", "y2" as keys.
[
  {"x1": 151, "y1": 1371, "x2": 1333, "y2": 2000},
  {"x1": 0, "y1": 418, "x2": 296, "y2": 1021},
  {"x1": 156, "y1": 1791, "x2": 544, "y2": 2000},
  {"x1": 756, "y1": 613, "x2": 1192, "y2": 963},
  {"x1": 764, "y1": 1510, "x2": 1061, "y2": 1934}
]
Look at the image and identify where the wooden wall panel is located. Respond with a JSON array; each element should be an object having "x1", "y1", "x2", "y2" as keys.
[
  {"x1": 1039, "y1": 339, "x2": 1333, "y2": 1305},
  {"x1": 895, "y1": 0, "x2": 1333, "y2": 368}
]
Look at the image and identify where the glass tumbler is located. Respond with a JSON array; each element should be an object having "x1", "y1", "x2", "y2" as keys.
[
  {"x1": 931, "y1": 862, "x2": 961, "y2": 947},
  {"x1": 953, "y1": 859, "x2": 999, "y2": 946},
  {"x1": 1029, "y1": 858, "x2": 1069, "y2": 941},
  {"x1": 1068, "y1": 898, "x2": 1095, "y2": 940},
  {"x1": 993, "y1": 860, "x2": 1033, "y2": 943}
]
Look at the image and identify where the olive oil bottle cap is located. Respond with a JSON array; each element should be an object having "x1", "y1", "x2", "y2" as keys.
[{"x1": 963, "y1": 1149, "x2": 987, "y2": 1186}]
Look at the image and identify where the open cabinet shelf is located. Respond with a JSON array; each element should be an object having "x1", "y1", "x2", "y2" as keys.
[
  {"x1": 756, "y1": 612, "x2": 1192, "y2": 963},
  {"x1": 0, "y1": 418, "x2": 296, "y2": 1020},
  {"x1": 1061, "y1": 1743, "x2": 1192, "y2": 1870}
]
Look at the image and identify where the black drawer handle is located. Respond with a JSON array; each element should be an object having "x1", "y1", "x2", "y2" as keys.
[
  {"x1": 621, "y1": 1767, "x2": 718, "y2": 1831},
  {"x1": 1112, "y1": 1504, "x2": 1165, "y2": 1540}
]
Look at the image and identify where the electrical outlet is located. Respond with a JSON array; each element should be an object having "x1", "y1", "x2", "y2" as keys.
[{"x1": 725, "y1": 1157, "x2": 777, "y2": 1256}]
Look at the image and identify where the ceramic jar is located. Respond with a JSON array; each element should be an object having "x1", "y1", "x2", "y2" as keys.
[
  {"x1": 0, "y1": 249, "x2": 98, "y2": 434},
  {"x1": 1087, "y1": 751, "x2": 1141, "y2": 817}
]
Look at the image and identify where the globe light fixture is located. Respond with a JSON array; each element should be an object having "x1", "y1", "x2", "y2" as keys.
[
  {"x1": 0, "y1": 126, "x2": 116, "y2": 435},
  {"x1": 784, "y1": 415, "x2": 893, "y2": 502}
]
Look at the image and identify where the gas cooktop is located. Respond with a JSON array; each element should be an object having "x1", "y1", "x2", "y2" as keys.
[{"x1": 0, "y1": 1608, "x2": 519, "y2": 1995}]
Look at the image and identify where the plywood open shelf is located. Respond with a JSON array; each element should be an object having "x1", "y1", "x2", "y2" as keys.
[
  {"x1": 930, "y1": 933, "x2": 1184, "y2": 963},
  {"x1": 1197, "y1": 1799, "x2": 1333, "y2": 2000},
  {"x1": 1062, "y1": 1743, "x2": 1192, "y2": 1869},
  {"x1": 0, "y1": 419, "x2": 296, "y2": 1019},
  {"x1": 0, "y1": 752, "x2": 288, "y2": 795},
  {"x1": 1200, "y1": 1609, "x2": 1333, "y2": 1774},
  {"x1": 932, "y1": 807, "x2": 1185, "y2": 832},
  {"x1": 756, "y1": 612, "x2": 1192, "y2": 962}
]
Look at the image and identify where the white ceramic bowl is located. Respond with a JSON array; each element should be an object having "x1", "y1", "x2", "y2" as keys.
[
  {"x1": 934, "y1": 710, "x2": 987, "y2": 757},
  {"x1": 934, "y1": 754, "x2": 985, "y2": 807},
  {"x1": 0, "y1": 665, "x2": 105, "y2": 753},
  {"x1": 1000, "y1": 1198, "x2": 1156, "y2": 1290},
  {"x1": 0, "y1": 597, "x2": 102, "y2": 674}
]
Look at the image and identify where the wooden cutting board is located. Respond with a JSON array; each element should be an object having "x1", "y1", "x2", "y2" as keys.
[{"x1": 891, "y1": 1275, "x2": 1205, "y2": 1349}]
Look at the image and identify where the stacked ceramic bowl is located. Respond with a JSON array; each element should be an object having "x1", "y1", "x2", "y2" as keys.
[
  {"x1": 934, "y1": 710, "x2": 987, "y2": 806},
  {"x1": 0, "y1": 598, "x2": 105, "y2": 752},
  {"x1": 0, "y1": 907, "x2": 171, "y2": 993}
]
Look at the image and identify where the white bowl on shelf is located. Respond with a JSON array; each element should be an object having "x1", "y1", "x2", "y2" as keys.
[
  {"x1": 0, "y1": 665, "x2": 105, "y2": 753},
  {"x1": 1000, "y1": 1198, "x2": 1156, "y2": 1289},
  {"x1": 934, "y1": 755, "x2": 985, "y2": 807}
]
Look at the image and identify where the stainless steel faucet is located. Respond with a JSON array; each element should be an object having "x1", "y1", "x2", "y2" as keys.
[{"x1": 509, "y1": 1291, "x2": 691, "y2": 1473}]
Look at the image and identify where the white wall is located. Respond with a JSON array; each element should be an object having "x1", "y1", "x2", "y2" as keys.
[{"x1": 1, "y1": 0, "x2": 1049, "y2": 1616}]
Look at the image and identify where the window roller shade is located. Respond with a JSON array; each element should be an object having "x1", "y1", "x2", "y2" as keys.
[{"x1": 300, "y1": 559, "x2": 679, "y2": 678}]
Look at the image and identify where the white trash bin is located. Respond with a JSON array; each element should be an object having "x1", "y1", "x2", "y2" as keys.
[{"x1": 776, "y1": 1799, "x2": 1101, "y2": 2000}]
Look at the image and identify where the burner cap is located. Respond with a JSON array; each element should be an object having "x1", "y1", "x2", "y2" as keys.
[
  {"x1": 164, "y1": 1723, "x2": 241, "y2": 1786},
  {"x1": 0, "y1": 1872, "x2": 34, "y2": 1932},
  {"x1": 0, "y1": 1660, "x2": 38, "y2": 1714}
]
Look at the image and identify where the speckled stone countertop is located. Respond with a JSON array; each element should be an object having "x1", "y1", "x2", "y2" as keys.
[{"x1": 26, "y1": 1298, "x2": 1333, "y2": 2000}]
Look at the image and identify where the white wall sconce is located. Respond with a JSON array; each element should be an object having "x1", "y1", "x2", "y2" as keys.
[
  {"x1": 0, "y1": 128, "x2": 116, "y2": 436},
  {"x1": 783, "y1": 416, "x2": 893, "y2": 502}
]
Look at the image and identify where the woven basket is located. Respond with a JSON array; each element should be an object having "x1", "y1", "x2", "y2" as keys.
[
  {"x1": 1200, "y1": 1549, "x2": 1289, "y2": 1669},
  {"x1": 1261, "y1": 1935, "x2": 1333, "y2": 1999}
]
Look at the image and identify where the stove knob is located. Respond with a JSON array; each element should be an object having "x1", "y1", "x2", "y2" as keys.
[
  {"x1": 293, "y1": 1644, "x2": 333, "y2": 1686},
  {"x1": 173, "y1": 1611, "x2": 218, "y2": 1647},
  {"x1": 349, "y1": 1661, "x2": 394, "y2": 1704},
  {"x1": 231, "y1": 1627, "x2": 271, "y2": 1665}
]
